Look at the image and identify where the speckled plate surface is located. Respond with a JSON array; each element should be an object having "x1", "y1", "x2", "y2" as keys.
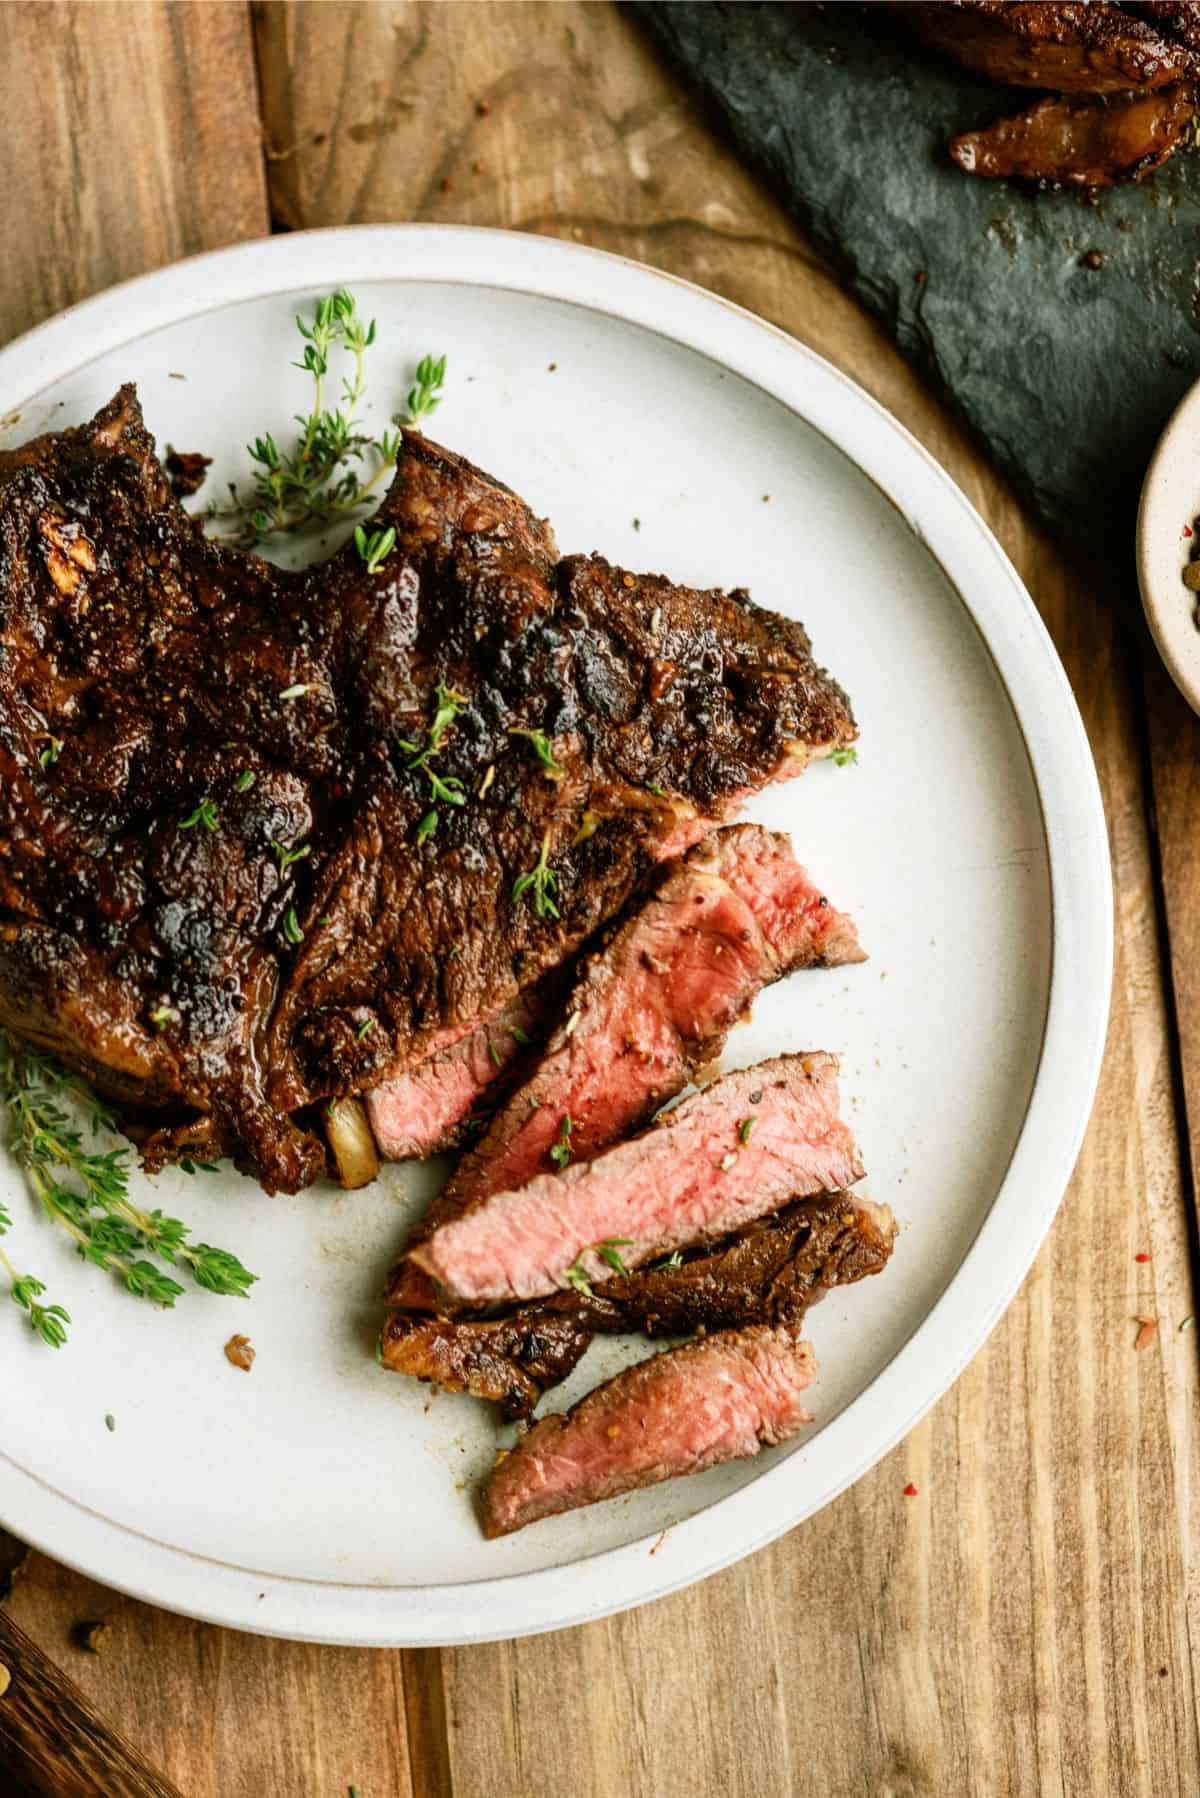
[{"x1": 0, "y1": 226, "x2": 1111, "y2": 1646}]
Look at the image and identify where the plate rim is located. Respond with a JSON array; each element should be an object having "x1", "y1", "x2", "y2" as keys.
[{"x1": 0, "y1": 223, "x2": 1112, "y2": 1646}]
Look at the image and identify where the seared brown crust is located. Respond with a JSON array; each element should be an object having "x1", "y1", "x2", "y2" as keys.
[
  {"x1": 949, "y1": 81, "x2": 1196, "y2": 185},
  {"x1": 0, "y1": 390, "x2": 854, "y2": 1189},
  {"x1": 380, "y1": 1191, "x2": 895, "y2": 1417},
  {"x1": 895, "y1": 1, "x2": 1200, "y2": 92}
]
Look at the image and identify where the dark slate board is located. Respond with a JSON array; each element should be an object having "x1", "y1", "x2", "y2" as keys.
[{"x1": 632, "y1": 0, "x2": 1200, "y2": 560}]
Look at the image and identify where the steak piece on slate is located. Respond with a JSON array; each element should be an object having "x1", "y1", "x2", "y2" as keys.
[
  {"x1": 411, "y1": 1054, "x2": 863, "y2": 1306},
  {"x1": 480, "y1": 1325, "x2": 818, "y2": 1536},
  {"x1": 381, "y1": 1190, "x2": 894, "y2": 1417},
  {"x1": 896, "y1": 1, "x2": 1200, "y2": 92},
  {"x1": 949, "y1": 82, "x2": 1196, "y2": 185},
  {"x1": 0, "y1": 390, "x2": 854, "y2": 1190},
  {"x1": 387, "y1": 822, "x2": 864, "y2": 1312}
]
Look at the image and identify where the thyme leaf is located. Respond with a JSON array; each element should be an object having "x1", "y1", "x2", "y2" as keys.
[
  {"x1": 512, "y1": 830, "x2": 560, "y2": 921},
  {"x1": 510, "y1": 727, "x2": 564, "y2": 779},
  {"x1": 178, "y1": 798, "x2": 218, "y2": 831}
]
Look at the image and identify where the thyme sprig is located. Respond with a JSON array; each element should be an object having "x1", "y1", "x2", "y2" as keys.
[
  {"x1": 399, "y1": 681, "x2": 469, "y2": 839},
  {"x1": 564, "y1": 1236, "x2": 635, "y2": 1297},
  {"x1": 0, "y1": 1214, "x2": 70, "y2": 1347},
  {"x1": 0, "y1": 1035, "x2": 257, "y2": 1344},
  {"x1": 405, "y1": 354, "x2": 447, "y2": 427},
  {"x1": 208, "y1": 289, "x2": 446, "y2": 547},
  {"x1": 512, "y1": 830, "x2": 560, "y2": 921}
]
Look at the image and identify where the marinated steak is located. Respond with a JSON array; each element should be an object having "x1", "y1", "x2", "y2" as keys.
[
  {"x1": 0, "y1": 391, "x2": 855, "y2": 1190},
  {"x1": 949, "y1": 82, "x2": 1197, "y2": 184},
  {"x1": 387, "y1": 823, "x2": 864, "y2": 1312},
  {"x1": 480, "y1": 1324, "x2": 818, "y2": 1536},
  {"x1": 895, "y1": 1, "x2": 1200, "y2": 92},
  {"x1": 410, "y1": 1053, "x2": 863, "y2": 1306},
  {"x1": 382, "y1": 1190, "x2": 894, "y2": 1417}
]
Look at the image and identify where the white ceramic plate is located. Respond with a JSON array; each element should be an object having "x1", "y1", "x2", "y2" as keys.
[
  {"x1": 1138, "y1": 374, "x2": 1200, "y2": 715},
  {"x1": 0, "y1": 227, "x2": 1110, "y2": 1646}
]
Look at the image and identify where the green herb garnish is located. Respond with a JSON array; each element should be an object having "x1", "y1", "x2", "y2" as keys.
[
  {"x1": 487, "y1": 1039, "x2": 502, "y2": 1069},
  {"x1": 209, "y1": 291, "x2": 444, "y2": 547},
  {"x1": 656, "y1": 1249, "x2": 684, "y2": 1271},
  {"x1": 737, "y1": 1116, "x2": 756, "y2": 1145},
  {"x1": 282, "y1": 907, "x2": 304, "y2": 945},
  {"x1": 0, "y1": 1036, "x2": 256, "y2": 1345},
  {"x1": 38, "y1": 737, "x2": 62, "y2": 770},
  {"x1": 356, "y1": 1018, "x2": 376, "y2": 1043},
  {"x1": 549, "y1": 1112, "x2": 573, "y2": 1171},
  {"x1": 512, "y1": 830, "x2": 560, "y2": 921},
  {"x1": 178, "y1": 798, "x2": 218, "y2": 832},
  {"x1": 510, "y1": 727, "x2": 564, "y2": 779},
  {"x1": 272, "y1": 839, "x2": 311, "y2": 877},
  {"x1": 354, "y1": 524, "x2": 397, "y2": 575},
  {"x1": 148, "y1": 1003, "x2": 180, "y2": 1029},
  {"x1": 829, "y1": 746, "x2": 858, "y2": 767},
  {"x1": 400, "y1": 681, "x2": 469, "y2": 838},
  {"x1": 234, "y1": 769, "x2": 256, "y2": 793},
  {"x1": 645, "y1": 782, "x2": 666, "y2": 798},
  {"x1": 563, "y1": 1237, "x2": 635, "y2": 1297},
  {"x1": 279, "y1": 683, "x2": 314, "y2": 701},
  {"x1": 405, "y1": 353, "x2": 447, "y2": 427},
  {"x1": 510, "y1": 1026, "x2": 532, "y2": 1046}
]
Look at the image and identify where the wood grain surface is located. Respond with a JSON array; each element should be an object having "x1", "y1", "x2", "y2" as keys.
[{"x1": 1, "y1": 4, "x2": 1198, "y2": 1794}]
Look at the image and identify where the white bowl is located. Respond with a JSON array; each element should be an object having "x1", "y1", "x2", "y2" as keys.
[{"x1": 1138, "y1": 375, "x2": 1200, "y2": 714}]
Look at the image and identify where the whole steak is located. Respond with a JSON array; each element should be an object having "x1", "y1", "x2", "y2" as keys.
[{"x1": 0, "y1": 389, "x2": 854, "y2": 1190}]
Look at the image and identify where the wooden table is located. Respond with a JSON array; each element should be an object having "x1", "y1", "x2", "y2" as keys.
[{"x1": 2, "y1": 5, "x2": 1198, "y2": 1793}]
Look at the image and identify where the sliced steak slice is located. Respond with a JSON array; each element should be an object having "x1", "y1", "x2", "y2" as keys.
[
  {"x1": 949, "y1": 84, "x2": 1196, "y2": 186},
  {"x1": 367, "y1": 974, "x2": 563, "y2": 1161},
  {"x1": 382, "y1": 1190, "x2": 894, "y2": 1417},
  {"x1": 480, "y1": 1324, "x2": 818, "y2": 1537},
  {"x1": 0, "y1": 394, "x2": 855, "y2": 1191},
  {"x1": 388, "y1": 824, "x2": 864, "y2": 1310},
  {"x1": 411, "y1": 1053, "x2": 863, "y2": 1306}
]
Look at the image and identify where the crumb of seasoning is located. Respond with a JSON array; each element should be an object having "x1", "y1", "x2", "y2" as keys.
[
  {"x1": 633, "y1": 517, "x2": 641, "y2": 531},
  {"x1": 547, "y1": 362, "x2": 557, "y2": 372},
  {"x1": 168, "y1": 371, "x2": 187, "y2": 381},
  {"x1": 1134, "y1": 1316, "x2": 1158, "y2": 1352},
  {"x1": 762, "y1": 494, "x2": 771, "y2": 503},
  {"x1": 439, "y1": 175, "x2": 453, "y2": 194},
  {"x1": 476, "y1": 98, "x2": 491, "y2": 116},
  {"x1": 903, "y1": 1482, "x2": 919, "y2": 1497},
  {"x1": 1080, "y1": 248, "x2": 1105, "y2": 271},
  {"x1": 164, "y1": 447, "x2": 212, "y2": 499},
  {"x1": 1184, "y1": 524, "x2": 1194, "y2": 539},
  {"x1": 1135, "y1": 1251, "x2": 1151, "y2": 1263},
  {"x1": 915, "y1": 270, "x2": 928, "y2": 284},
  {"x1": 472, "y1": 159, "x2": 484, "y2": 175},
  {"x1": 224, "y1": 1333, "x2": 256, "y2": 1372},
  {"x1": 73, "y1": 1619, "x2": 112, "y2": 1655},
  {"x1": 104, "y1": 1413, "x2": 115, "y2": 1433}
]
